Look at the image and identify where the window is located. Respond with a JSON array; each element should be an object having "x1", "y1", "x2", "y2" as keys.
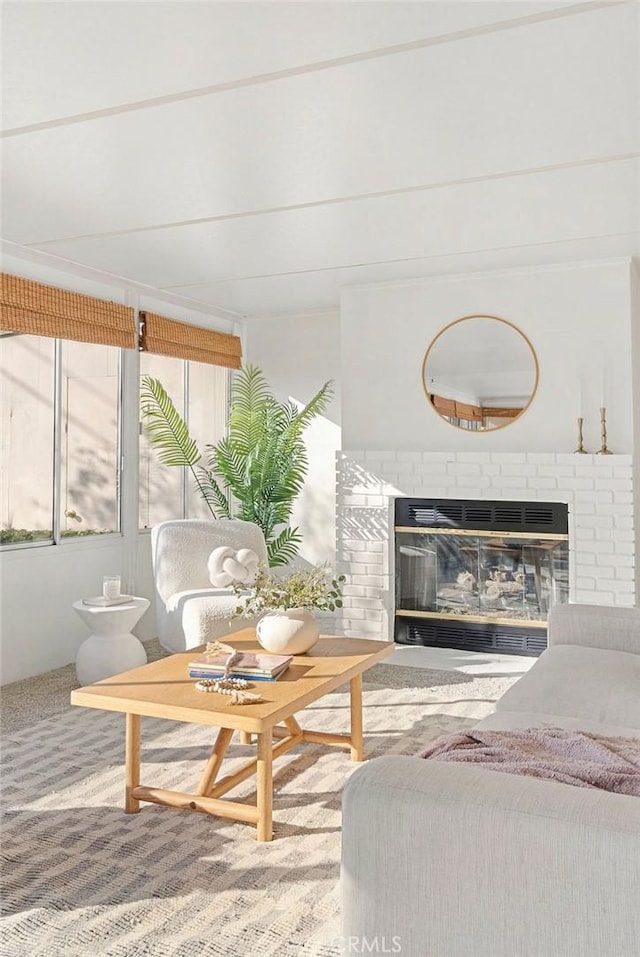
[
  {"x1": 186, "y1": 360, "x2": 228, "y2": 520},
  {"x1": 0, "y1": 333, "x2": 55, "y2": 544},
  {"x1": 61, "y1": 341, "x2": 120, "y2": 535},
  {"x1": 139, "y1": 355, "x2": 228, "y2": 529},
  {"x1": 139, "y1": 352, "x2": 185, "y2": 529},
  {"x1": 0, "y1": 334, "x2": 121, "y2": 545}
]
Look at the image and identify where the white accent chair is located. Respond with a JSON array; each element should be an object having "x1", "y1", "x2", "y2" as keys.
[{"x1": 151, "y1": 519, "x2": 269, "y2": 653}]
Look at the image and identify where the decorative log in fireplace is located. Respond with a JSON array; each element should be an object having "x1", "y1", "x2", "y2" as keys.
[{"x1": 394, "y1": 498, "x2": 569, "y2": 656}]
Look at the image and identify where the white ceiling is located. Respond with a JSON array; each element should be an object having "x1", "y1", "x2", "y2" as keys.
[{"x1": 2, "y1": 1, "x2": 639, "y2": 322}]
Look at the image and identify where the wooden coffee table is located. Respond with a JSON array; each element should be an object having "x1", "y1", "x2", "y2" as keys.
[{"x1": 70, "y1": 629, "x2": 393, "y2": 841}]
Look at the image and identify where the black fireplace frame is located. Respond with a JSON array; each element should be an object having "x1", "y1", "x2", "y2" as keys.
[
  {"x1": 394, "y1": 497, "x2": 569, "y2": 657},
  {"x1": 395, "y1": 497, "x2": 568, "y2": 536}
]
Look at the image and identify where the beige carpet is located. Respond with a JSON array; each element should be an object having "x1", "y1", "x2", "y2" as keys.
[{"x1": 1, "y1": 648, "x2": 518, "y2": 956}]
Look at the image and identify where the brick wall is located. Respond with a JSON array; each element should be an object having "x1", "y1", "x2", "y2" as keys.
[{"x1": 336, "y1": 451, "x2": 635, "y2": 641}]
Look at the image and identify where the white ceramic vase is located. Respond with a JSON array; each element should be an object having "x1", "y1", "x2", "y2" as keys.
[{"x1": 256, "y1": 607, "x2": 320, "y2": 655}]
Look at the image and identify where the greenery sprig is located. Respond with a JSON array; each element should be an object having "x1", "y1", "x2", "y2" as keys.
[{"x1": 234, "y1": 564, "x2": 345, "y2": 618}]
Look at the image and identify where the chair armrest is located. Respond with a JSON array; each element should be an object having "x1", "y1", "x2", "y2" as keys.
[
  {"x1": 342, "y1": 756, "x2": 640, "y2": 957},
  {"x1": 548, "y1": 603, "x2": 640, "y2": 654}
]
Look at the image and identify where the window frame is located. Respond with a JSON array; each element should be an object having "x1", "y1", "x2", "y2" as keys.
[
  {"x1": 1, "y1": 335, "x2": 124, "y2": 551},
  {"x1": 1, "y1": 337, "x2": 231, "y2": 551}
]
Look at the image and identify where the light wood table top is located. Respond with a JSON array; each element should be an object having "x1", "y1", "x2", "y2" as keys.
[{"x1": 71, "y1": 629, "x2": 394, "y2": 733}]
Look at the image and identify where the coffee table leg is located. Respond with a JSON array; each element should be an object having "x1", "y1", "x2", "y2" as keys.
[
  {"x1": 196, "y1": 727, "x2": 234, "y2": 796},
  {"x1": 125, "y1": 713, "x2": 140, "y2": 813},
  {"x1": 350, "y1": 674, "x2": 364, "y2": 762},
  {"x1": 256, "y1": 731, "x2": 273, "y2": 842}
]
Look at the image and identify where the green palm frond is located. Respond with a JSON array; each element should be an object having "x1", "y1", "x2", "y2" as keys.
[
  {"x1": 141, "y1": 376, "x2": 215, "y2": 514},
  {"x1": 140, "y1": 376, "x2": 200, "y2": 467},
  {"x1": 260, "y1": 499, "x2": 294, "y2": 534},
  {"x1": 279, "y1": 381, "x2": 333, "y2": 453},
  {"x1": 256, "y1": 429, "x2": 288, "y2": 499},
  {"x1": 210, "y1": 437, "x2": 250, "y2": 492},
  {"x1": 227, "y1": 365, "x2": 271, "y2": 456},
  {"x1": 195, "y1": 467, "x2": 231, "y2": 519},
  {"x1": 293, "y1": 379, "x2": 333, "y2": 432},
  {"x1": 268, "y1": 526, "x2": 303, "y2": 567}
]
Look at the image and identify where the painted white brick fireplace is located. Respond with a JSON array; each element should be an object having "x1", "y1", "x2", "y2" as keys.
[{"x1": 336, "y1": 451, "x2": 635, "y2": 641}]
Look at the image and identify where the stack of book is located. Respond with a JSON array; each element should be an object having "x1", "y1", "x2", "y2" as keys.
[{"x1": 188, "y1": 651, "x2": 293, "y2": 681}]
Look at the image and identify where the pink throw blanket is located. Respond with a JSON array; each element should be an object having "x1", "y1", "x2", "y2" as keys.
[{"x1": 420, "y1": 728, "x2": 640, "y2": 795}]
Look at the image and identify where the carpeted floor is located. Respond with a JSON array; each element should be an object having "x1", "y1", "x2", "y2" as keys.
[{"x1": 1, "y1": 646, "x2": 518, "y2": 956}]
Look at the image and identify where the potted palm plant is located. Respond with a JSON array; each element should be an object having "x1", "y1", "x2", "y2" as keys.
[{"x1": 140, "y1": 365, "x2": 332, "y2": 566}]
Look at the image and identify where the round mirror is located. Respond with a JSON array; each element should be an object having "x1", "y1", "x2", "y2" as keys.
[{"x1": 422, "y1": 315, "x2": 538, "y2": 432}]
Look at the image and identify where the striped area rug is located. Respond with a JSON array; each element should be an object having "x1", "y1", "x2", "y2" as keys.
[{"x1": 1, "y1": 663, "x2": 516, "y2": 956}]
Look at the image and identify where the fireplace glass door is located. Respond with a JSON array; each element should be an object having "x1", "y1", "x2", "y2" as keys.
[{"x1": 396, "y1": 530, "x2": 569, "y2": 626}]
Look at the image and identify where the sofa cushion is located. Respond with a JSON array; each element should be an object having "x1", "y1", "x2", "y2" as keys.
[
  {"x1": 495, "y1": 645, "x2": 640, "y2": 730},
  {"x1": 477, "y1": 709, "x2": 640, "y2": 740}
]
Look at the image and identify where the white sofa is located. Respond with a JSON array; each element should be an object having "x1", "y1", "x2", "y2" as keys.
[
  {"x1": 151, "y1": 519, "x2": 268, "y2": 652},
  {"x1": 342, "y1": 604, "x2": 640, "y2": 957}
]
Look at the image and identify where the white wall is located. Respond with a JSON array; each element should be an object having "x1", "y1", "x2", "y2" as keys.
[
  {"x1": 246, "y1": 309, "x2": 341, "y2": 566},
  {"x1": 341, "y1": 260, "x2": 635, "y2": 454},
  {"x1": 0, "y1": 531, "x2": 159, "y2": 685},
  {"x1": 1, "y1": 538, "x2": 123, "y2": 681},
  {"x1": 631, "y1": 258, "x2": 640, "y2": 601}
]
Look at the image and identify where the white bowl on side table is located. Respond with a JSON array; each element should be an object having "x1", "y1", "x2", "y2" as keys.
[{"x1": 73, "y1": 597, "x2": 149, "y2": 685}]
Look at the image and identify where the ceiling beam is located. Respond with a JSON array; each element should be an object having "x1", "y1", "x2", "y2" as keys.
[{"x1": 2, "y1": 0, "x2": 623, "y2": 138}]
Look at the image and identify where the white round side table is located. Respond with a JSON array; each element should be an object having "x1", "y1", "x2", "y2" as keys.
[{"x1": 73, "y1": 597, "x2": 149, "y2": 685}]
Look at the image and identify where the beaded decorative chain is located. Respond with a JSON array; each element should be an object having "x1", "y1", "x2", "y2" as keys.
[
  {"x1": 195, "y1": 676, "x2": 249, "y2": 693},
  {"x1": 194, "y1": 675, "x2": 264, "y2": 705}
]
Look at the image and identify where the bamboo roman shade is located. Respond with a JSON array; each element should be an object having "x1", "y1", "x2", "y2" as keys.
[
  {"x1": 430, "y1": 393, "x2": 520, "y2": 423},
  {"x1": 431, "y1": 393, "x2": 483, "y2": 420},
  {"x1": 431, "y1": 393, "x2": 483, "y2": 422},
  {"x1": 431, "y1": 394, "x2": 457, "y2": 416},
  {"x1": 0, "y1": 272, "x2": 136, "y2": 349},
  {"x1": 482, "y1": 405, "x2": 522, "y2": 418},
  {"x1": 454, "y1": 401, "x2": 483, "y2": 423},
  {"x1": 139, "y1": 311, "x2": 242, "y2": 369}
]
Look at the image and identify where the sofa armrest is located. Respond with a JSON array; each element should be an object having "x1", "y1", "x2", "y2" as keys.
[
  {"x1": 548, "y1": 603, "x2": 640, "y2": 654},
  {"x1": 342, "y1": 756, "x2": 640, "y2": 957}
]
